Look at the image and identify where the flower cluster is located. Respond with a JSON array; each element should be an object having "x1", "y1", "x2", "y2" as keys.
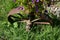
[{"x1": 32, "y1": 0, "x2": 39, "y2": 3}]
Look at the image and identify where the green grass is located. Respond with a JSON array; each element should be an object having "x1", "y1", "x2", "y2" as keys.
[{"x1": 0, "y1": 0, "x2": 60, "y2": 40}]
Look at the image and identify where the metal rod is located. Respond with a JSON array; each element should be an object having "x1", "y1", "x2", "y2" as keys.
[{"x1": 34, "y1": 22, "x2": 50, "y2": 24}]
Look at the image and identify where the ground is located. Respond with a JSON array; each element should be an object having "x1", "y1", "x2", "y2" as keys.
[{"x1": 0, "y1": 0, "x2": 60, "y2": 40}]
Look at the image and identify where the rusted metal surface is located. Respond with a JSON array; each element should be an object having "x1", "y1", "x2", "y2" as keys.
[{"x1": 8, "y1": 6, "x2": 24, "y2": 16}]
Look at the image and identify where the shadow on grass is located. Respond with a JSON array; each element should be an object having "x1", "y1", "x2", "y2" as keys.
[
  {"x1": 52, "y1": 18, "x2": 60, "y2": 27},
  {"x1": 30, "y1": 24, "x2": 43, "y2": 33},
  {"x1": 29, "y1": 18, "x2": 60, "y2": 34}
]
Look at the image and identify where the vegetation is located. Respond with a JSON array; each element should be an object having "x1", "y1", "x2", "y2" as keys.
[{"x1": 0, "y1": 0, "x2": 60, "y2": 40}]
